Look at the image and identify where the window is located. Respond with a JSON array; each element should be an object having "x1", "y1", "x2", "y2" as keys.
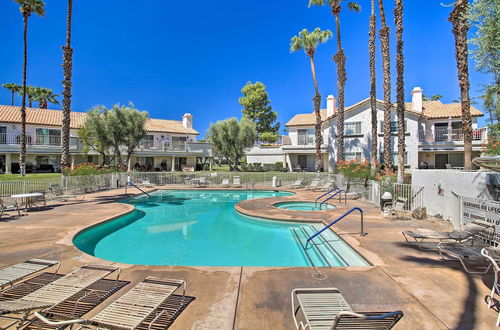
[
  {"x1": 297, "y1": 129, "x2": 315, "y2": 145},
  {"x1": 140, "y1": 135, "x2": 154, "y2": 148},
  {"x1": 35, "y1": 128, "x2": 61, "y2": 145},
  {"x1": 379, "y1": 120, "x2": 407, "y2": 133},
  {"x1": 379, "y1": 151, "x2": 408, "y2": 165},
  {"x1": 345, "y1": 122, "x2": 362, "y2": 136},
  {"x1": 137, "y1": 157, "x2": 154, "y2": 166},
  {"x1": 0, "y1": 126, "x2": 6, "y2": 144},
  {"x1": 344, "y1": 152, "x2": 362, "y2": 161}
]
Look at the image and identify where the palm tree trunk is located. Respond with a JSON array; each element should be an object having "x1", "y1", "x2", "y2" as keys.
[
  {"x1": 333, "y1": 11, "x2": 346, "y2": 165},
  {"x1": 309, "y1": 55, "x2": 323, "y2": 172},
  {"x1": 449, "y1": 0, "x2": 472, "y2": 170},
  {"x1": 369, "y1": 0, "x2": 377, "y2": 167},
  {"x1": 395, "y1": 0, "x2": 405, "y2": 182},
  {"x1": 39, "y1": 98, "x2": 47, "y2": 109},
  {"x1": 378, "y1": 0, "x2": 392, "y2": 168},
  {"x1": 20, "y1": 14, "x2": 29, "y2": 177},
  {"x1": 61, "y1": 0, "x2": 74, "y2": 169},
  {"x1": 11, "y1": 92, "x2": 14, "y2": 106}
]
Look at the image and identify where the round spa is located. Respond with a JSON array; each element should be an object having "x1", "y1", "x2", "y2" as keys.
[{"x1": 273, "y1": 201, "x2": 336, "y2": 211}]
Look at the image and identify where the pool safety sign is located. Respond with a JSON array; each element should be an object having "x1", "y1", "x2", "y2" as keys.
[{"x1": 462, "y1": 196, "x2": 500, "y2": 242}]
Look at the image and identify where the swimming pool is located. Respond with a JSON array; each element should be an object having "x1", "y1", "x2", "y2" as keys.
[{"x1": 74, "y1": 190, "x2": 369, "y2": 267}]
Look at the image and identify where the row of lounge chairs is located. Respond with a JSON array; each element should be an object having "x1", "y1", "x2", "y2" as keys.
[
  {"x1": 0, "y1": 260, "x2": 187, "y2": 329},
  {"x1": 291, "y1": 178, "x2": 335, "y2": 191},
  {"x1": 1, "y1": 259, "x2": 404, "y2": 329}
]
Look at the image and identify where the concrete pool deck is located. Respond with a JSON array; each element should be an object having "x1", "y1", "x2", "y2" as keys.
[{"x1": 0, "y1": 186, "x2": 497, "y2": 329}]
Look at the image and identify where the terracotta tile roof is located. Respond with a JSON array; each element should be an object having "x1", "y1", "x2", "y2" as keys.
[
  {"x1": 404, "y1": 101, "x2": 483, "y2": 119},
  {"x1": 0, "y1": 105, "x2": 199, "y2": 135},
  {"x1": 285, "y1": 110, "x2": 328, "y2": 127}
]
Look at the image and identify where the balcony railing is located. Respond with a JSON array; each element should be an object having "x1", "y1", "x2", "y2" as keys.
[
  {"x1": 0, "y1": 133, "x2": 61, "y2": 146},
  {"x1": 418, "y1": 127, "x2": 488, "y2": 143}
]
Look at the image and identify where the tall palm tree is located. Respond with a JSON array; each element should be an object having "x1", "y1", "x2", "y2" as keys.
[
  {"x1": 2, "y1": 83, "x2": 21, "y2": 105},
  {"x1": 34, "y1": 87, "x2": 59, "y2": 108},
  {"x1": 290, "y1": 28, "x2": 332, "y2": 172},
  {"x1": 61, "y1": 0, "x2": 74, "y2": 168},
  {"x1": 394, "y1": 0, "x2": 405, "y2": 182},
  {"x1": 449, "y1": 0, "x2": 473, "y2": 170},
  {"x1": 25, "y1": 86, "x2": 38, "y2": 108},
  {"x1": 309, "y1": 0, "x2": 360, "y2": 165},
  {"x1": 377, "y1": 0, "x2": 392, "y2": 168},
  {"x1": 14, "y1": 0, "x2": 45, "y2": 176},
  {"x1": 369, "y1": 0, "x2": 377, "y2": 167}
]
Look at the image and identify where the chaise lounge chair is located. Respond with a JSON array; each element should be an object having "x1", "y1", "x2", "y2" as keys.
[
  {"x1": 0, "y1": 259, "x2": 60, "y2": 291},
  {"x1": 291, "y1": 178, "x2": 304, "y2": 189},
  {"x1": 233, "y1": 176, "x2": 242, "y2": 188},
  {"x1": 482, "y1": 248, "x2": 500, "y2": 327},
  {"x1": 220, "y1": 178, "x2": 230, "y2": 187},
  {"x1": 402, "y1": 220, "x2": 494, "y2": 250},
  {"x1": 0, "y1": 197, "x2": 21, "y2": 218},
  {"x1": 305, "y1": 179, "x2": 321, "y2": 190},
  {"x1": 0, "y1": 264, "x2": 120, "y2": 327},
  {"x1": 292, "y1": 287, "x2": 403, "y2": 329},
  {"x1": 313, "y1": 181, "x2": 334, "y2": 192},
  {"x1": 384, "y1": 197, "x2": 409, "y2": 221},
  {"x1": 436, "y1": 241, "x2": 500, "y2": 274},
  {"x1": 48, "y1": 184, "x2": 83, "y2": 202},
  {"x1": 140, "y1": 179, "x2": 153, "y2": 187},
  {"x1": 34, "y1": 276, "x2": 186, "y2": 330}
]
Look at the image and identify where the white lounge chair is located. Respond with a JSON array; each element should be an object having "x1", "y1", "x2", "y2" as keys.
[
  {"x1": 233, "y1": 176, "x2": 242, "y2": 188},
  {"x1": 141, "y1": 179, "x2": 153, "y2": 187},
  {"x1": 34, "y1": 276, "x2": 186, "y2": 330},
  {"x1": 0, "y1": 197, "x2": 21, "y2": 218},
  {"x1": 0, "y1": 264, "x2": 120, "y2": 326},
  {"x1": 0, "y1": 259, "x2": 59, "y2": 291},
  {"x1": 305, "y1": 179, "x2": 321, "y2": 190},
  {"x1": 220, "y1": 178, "x2": 230, "y2": 187},
  {"x1": 313, "y1": 181, "x2": 333, "y2": 191},
  {"x1": 292, "y1": 287, "x2": 403, "y2": 329},
  {"x1": 482, "y1": 248, "x2": 500, "y2": 327},
  {"x1": 436, "y1": 242, "x2": 499, "y2": 274},
  {"x1": 291, "y1": 178, "x2": 304, "y2": 189},
  {"x1": 48, "y1": 184, "x2": 82, "y2": 202},
  {"x1": 384, "y1": 197, "x2": 409, "y2": 221},
  {"x1": 402, "y1": 220, "x2": 495, "y2": 250}
]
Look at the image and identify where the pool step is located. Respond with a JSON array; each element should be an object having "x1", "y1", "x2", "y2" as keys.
[{"x1": 291, "y1": 225, "x2": 350, "y2": 267}]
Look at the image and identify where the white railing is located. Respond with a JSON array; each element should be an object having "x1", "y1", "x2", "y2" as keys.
[
  {"x1": 0, "y1": 133, "x2": 61, "y2": 146},
  {"x1": 418, "y1": 127, "x2": 488, "y2": 143},
  {"x1": 392, "y1": 183, "x2": 424, "y2": 211}
]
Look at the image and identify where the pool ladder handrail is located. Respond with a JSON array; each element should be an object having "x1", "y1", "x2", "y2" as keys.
[
  {"x1": 127, "y1": 181, "x2": 151, "y2": 197},
  {"x1": 319, "y1": 189, "x2": 347, "y2": 209},
  {"x1": 315, "y1": 188, "x2": 340, "y2": 208},
  {"x1": 305, "y1": 207, "x2": 365, "y2": 249}
]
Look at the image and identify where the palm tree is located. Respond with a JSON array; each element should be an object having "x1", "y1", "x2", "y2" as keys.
[
  {"x1": 34, "y1": 87, "x2": 59, "y2": 108},
  {"x1": 369, "y1": 0, "x2": 377, "y2": 168},
  {"x1": 25, "y1": 86, "x2": 38, "y2": 108},
  {"x1": 377, "y1": 0, "x2": 392, "y2": 168},
  {"x1": 14, "y1": 0, "x2": 45, "y2": 176},
  {"x1": 449, "y1": 0, "x2": 473, "y2": 170},
  {"x1": 61, "y1": 0, "x2": 74, "y2": 168},
  {"x1": 394, "y1": 0, "x2": 405, "y2": 182},
  {"x1": 308, "y1": 1, "x2": 360, "y2": 166},
  {"x1": 2, "y1": 83, "x2": 21, "y2": 105},
  {"x1": 290, "y1": 28, "x2": 332, "y2": 172}
]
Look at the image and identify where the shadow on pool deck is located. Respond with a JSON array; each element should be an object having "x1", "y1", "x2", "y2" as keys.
[{"x1": 0, "y1": 185, "x2": 497, "y2": 329}]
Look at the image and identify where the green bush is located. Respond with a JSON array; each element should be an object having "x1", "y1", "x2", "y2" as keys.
[{"x1": 62, "y1": 163, "x2": 123, "y2": 176}]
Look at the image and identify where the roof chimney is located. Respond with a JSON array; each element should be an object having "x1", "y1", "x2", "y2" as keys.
[
  {"x1": 411, "y1": 87, "x2": 423, "y2": 112},
  {"x1": 326, "y1": 95, "x2": 336, "y2": 117},
  {"x1": 182, "y1": 113, "x2": 192, "y2": 129}
]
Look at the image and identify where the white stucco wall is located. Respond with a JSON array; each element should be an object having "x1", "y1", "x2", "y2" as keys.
[
  {"x1": 412, "y1": 169, "x2": 499, "y2": 221},
  {"x1": 246, "y1": 146, "x2": 285, "y2": 164}
]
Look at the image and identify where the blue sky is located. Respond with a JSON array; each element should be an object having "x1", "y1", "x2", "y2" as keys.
[{"x1": 0, "y1": 0, "x2": 491, "y2": 136}]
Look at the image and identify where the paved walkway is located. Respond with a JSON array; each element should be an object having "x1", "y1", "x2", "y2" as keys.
[{"x1": 0, "y1": 186, "x2": 497, "y2": 329}]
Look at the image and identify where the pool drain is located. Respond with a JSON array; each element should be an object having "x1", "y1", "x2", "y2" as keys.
[{"x1": 312, "y1": 269, "x2": 327, "y2": 280}]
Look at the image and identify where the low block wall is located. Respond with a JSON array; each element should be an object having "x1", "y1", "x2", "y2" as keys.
[{"x1": 412, "y1": 170, "x2": 499, "y2": 222}]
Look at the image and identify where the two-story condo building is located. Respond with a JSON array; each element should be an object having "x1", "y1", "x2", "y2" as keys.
[
  {"x1": 0, "y1": 105, "x2": 212, "y2": 174},
  {"x1": 246, "y1": 87, "x2": 487, "y2": 171}
]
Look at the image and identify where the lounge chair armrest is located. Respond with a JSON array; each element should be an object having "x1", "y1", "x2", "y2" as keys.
[
  {"x1": 34, "y1": 312, "x2": 85, "y2": 326},
  {"x1": 337, "y1": 310, "x2": 403, "y2": 320}
]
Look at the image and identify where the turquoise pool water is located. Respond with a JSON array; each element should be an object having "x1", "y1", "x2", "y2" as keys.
[
  {"x1": 73, "y1": 190, "x2": 368, "y2": 267},
  {"x1": 274, "y1": 201, "x2": 336, "y2": 211}
]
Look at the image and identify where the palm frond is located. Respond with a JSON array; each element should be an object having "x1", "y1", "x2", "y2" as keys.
[
  {"x1": 347, "y1": 2, "x2": 361, "y2": 12},
  {"x1": 308, "y1": 0, "x2": 327, "y2": 7}
]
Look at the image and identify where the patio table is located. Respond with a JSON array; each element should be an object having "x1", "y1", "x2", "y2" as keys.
[{"x1": 11, "y1": 192, "x2": 43, "y2": 212}]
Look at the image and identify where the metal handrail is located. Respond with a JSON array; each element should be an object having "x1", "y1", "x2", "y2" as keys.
[
  {"x1": 305, "y1": 207, "x2": 365, "y2": 248},
  {"x1": 319, "y1": 189, "x2": 346, "y2": 209},
  {"x1": 315, "y1": 187, "x2": 339, "y2": 207},
  {"x1": 127, "y1": 181, "x2": 151, "y2": 197}
]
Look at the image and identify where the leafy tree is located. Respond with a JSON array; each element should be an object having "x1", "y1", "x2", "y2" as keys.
[
  {"x1": 377, "y1": 0, "x2": 392, "y2": 168},
  {"x1": 394, "y1": 0, "x2": 405, "y2": 182},
  {"x1": 238, "y1": 81, "x2": 280, "y2": 135},
  {"x1": 259, "y1": 131, "x2": 280, "y2": 144},
  {"x1": 449, "y1": 0, "x2": 473, "y2": 170},
  {"x1": 1, "y1": 83, "x2": 21, "y2": 105},
  {"x1": 13, "y1": 0, "x2": 45, "y2": 176},
  {"x1": 290, "y1": 28, "x2": 332, "y2": 172},
  {"x1": 308, "y1": 0, "x2": 360, "y2": 165},
  {"x1": 423, "y1": 94, "x2": 443, "y2": 101},
  {"x1": 112, "y1": 104, "x2": 148, "y2": 166},
  {"x1": 207, "y1": 117, "x2": 257, "y2": 171},
  {"x1": 79, "y1": 107, "x2": 113, "y2": 165},
  {"x1": 481, "y1": 83, "x2": 499, "y2": 131},
  {"x1": 61, "y1": 0, "x2": 74, "y2": 168}
]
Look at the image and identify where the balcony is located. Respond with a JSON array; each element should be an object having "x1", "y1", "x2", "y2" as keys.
[
  {"x1": 136, "y1": 141, "x2": 212, "y2": 156},
  {"x1": 0, "y1": 133, "x2": 62, "y2": 147},
  {"x1": 418, "y1": 127, "x2": 488, "y2": 143}
]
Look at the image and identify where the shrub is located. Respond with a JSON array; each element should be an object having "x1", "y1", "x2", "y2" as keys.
[
  {"x1": 336, "y1": 160, "x2": 371, "y2": 181},
  {"x1": 484, "y1": 135, "x2": 500, "y2": 156},
  {"x1": 62, "y1": 163, "x2": 123, "y2": 176}
]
